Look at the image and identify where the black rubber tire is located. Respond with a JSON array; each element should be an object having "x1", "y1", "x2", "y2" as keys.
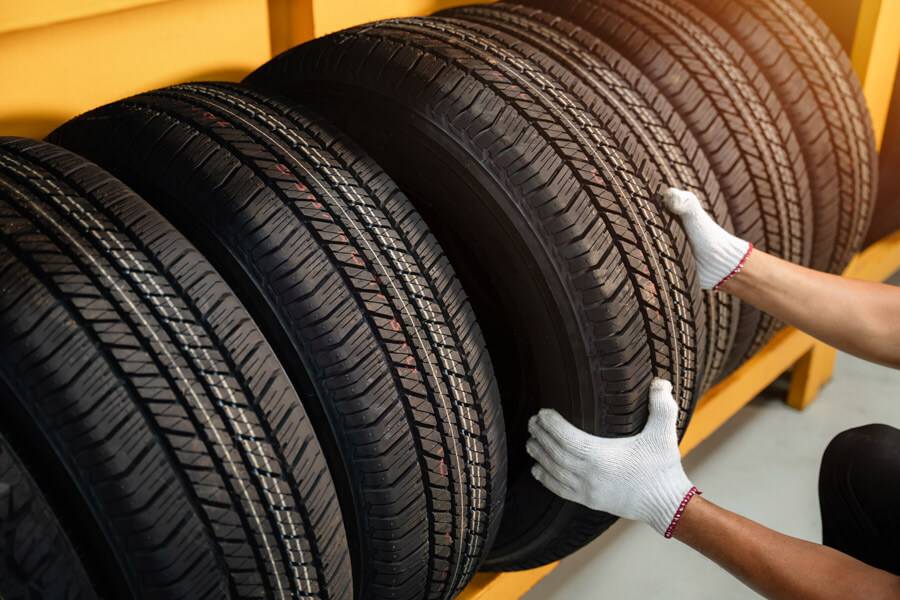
[
  {"x1": 50, "y1": 83, "x2": 506, "y2": 600},
  {"x1": 246, "y1": 16, "x2": 706, "y2": 570},
  {"x1": 689, "y1": 0, "x2": 877, "y2": 274},
  {"x1": 0, "y1": 137, "x2": 350, "y2": 599},
  {"x1": 0, "y1": 433, "x2": 96, "y2": 600},
  {"x1": 525, "y1": 0, "x2": 814, "y2": 369},
  {"x1": 439, "y1": 2, "x2": 738, "y2": 392}
]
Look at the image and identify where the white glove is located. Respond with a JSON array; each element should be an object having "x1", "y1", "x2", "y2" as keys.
[
  {"x1": 661, "y1": 187, "x2": 753, "y2": 290},
  {"x1": 527, "y1": 378, "x2": 700, "y2": 537}
]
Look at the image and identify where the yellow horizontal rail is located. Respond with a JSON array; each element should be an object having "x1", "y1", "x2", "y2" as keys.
[
  {"x1": 680, "y1": 328, "x2": 814, "y2": 453},
  {"x1": 457, "y1": 564, "x2": 558, "y2": 600}
]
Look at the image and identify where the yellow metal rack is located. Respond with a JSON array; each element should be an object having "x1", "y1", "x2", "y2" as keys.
[{"x1": 0, "y1": 1, "x2": 897, "y2": 598}]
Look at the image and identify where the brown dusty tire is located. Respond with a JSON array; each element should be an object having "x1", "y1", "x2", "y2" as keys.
[
  {"x1": 525, "y1": 0, "x2": 814, "y2": 369},
  {"x1": 689, "y1": 0, "x2": 877, "y2": 274},
  {"x1": 0, "y1": 432, "x2": 96, "y2": 600},
  {"x1": 0, "y1": 137, "x2": 350, "y2": 599},
  {"x1": 246, "y1": 15, "x2": 706, "y2": 570},
  {"x1": 50, "y1": 83, "x2": 506, "y2": 600},
  {"x1": 440, "y1": 1, "x2": 737, "y2": 393}
]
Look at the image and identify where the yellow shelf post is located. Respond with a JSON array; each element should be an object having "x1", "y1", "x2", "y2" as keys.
[
  {"x1": 850, "y1": 0, "x2": 900, "y2": 149},
  {"x1": 787, "y1": 342, "x2": 838, "y2": 411}
]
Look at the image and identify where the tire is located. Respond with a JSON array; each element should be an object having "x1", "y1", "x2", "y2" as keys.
[
  {"x1": 525, "y1": 0, "x2": 814, "y2": 368},
  {"x1": 246, "y1": 16, "x2": 706, "y2": 570},
  {"x1": 49, "y1": 82, "x2": 506, "y2": 600},
  {"x1": 439, "y1": 2, "x2": 737, "y2": 392},
  {"x1": 0, "y1": 433, "x2": 96, "y2": 600},
  {"x1": 689, "y1": 0, "x2": 877, "y2": 274},
  {"x1": 0, "y1": 137, "x2": 350, "y2": 599}
]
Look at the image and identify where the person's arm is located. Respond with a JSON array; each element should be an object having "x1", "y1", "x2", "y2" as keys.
[
  {"x1": 661, "y1": 188, "x2": 900, "y2": 368},
  {"x1": 527, "y1": 380, "x2": 900, "y2": 600},
  {"x1": 721, "y1": 250, "x2": 900, "y2": 368},
  {"x1": 676, "y1": 496, "x2": 900, "y2": 600}
]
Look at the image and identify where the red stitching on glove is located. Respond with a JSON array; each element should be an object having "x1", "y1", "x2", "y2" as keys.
[
  {"x1": 664, "y1": 486, "x2": 702, "y2": 539},
  {"x1": 713, "y1": 243, "x2": 754, "y2": 291}
]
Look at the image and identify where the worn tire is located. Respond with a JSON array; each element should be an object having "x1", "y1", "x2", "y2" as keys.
[
  {"x1": 0, "y1": 433, "x2": 96, "y2": 600},
  {"x1": 0, "y1": 137, "x2": 350, "y2": 599},
  {"x1": 689, "y1": 0, "x2": 877, "y2": 274},
  {"x1": 440, "y1": 2, "x2": 738, "y2": 392},
  {"x1": 50, "y1": 83, "x2": 506, "y2": 600},
  {"x1": 526, "y1": 0, "x2": 814, "y2": 368},
  {"x1": 247, "y1": 15, "x2": 705, "y2": 570}
]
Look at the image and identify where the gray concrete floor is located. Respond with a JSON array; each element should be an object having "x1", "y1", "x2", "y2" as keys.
[{"x1": 525, "y1": 277, "x2": 900, "y2": 599}]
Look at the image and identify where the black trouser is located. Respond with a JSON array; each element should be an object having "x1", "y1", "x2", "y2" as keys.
[{"x1": 819, "y1": 423, "x2": 900, "y2": 575}]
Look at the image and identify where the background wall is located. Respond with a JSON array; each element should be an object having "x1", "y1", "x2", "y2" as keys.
[
  {"x1": 0, "y1": 0, "x2": 490, "y2": 139},
  {"x1": 0, "y1": 0, "x2": 270, "y2": 138}
]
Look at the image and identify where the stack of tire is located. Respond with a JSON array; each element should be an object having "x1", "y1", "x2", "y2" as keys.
[
  {"x1": 241, "y1": 0, "x2": 876, "y2": 572},
  {"x1": 0, "y1": 0, "x2": 875, "y2": 598},
  {"x1": 4, "y1": 86, "x2": 506, "y2": 600}
]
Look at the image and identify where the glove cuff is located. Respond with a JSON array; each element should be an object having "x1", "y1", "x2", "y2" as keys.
[
  {"x1": 710, "y1": 242, "x2": 753, "y2": 291},
  {"x1": 638, "y1": 469, "x2": 695, "y2": 535},
  {"x1": 663, "y1": 486, "x2": 702, "y2": 538}
]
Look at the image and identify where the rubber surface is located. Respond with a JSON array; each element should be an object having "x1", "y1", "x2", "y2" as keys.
[
  {"x1": 689, "y1": 0, "x2": 877, "y2": 274},
  {"x1": 0, "y1": 432, "x2": 96, "y2": 600},
  {"x1": 0, "y1": 137, "x2": 350, "y2": 599},
  {"x1": 441, "y1": 2, "x2": 738, "y2": 392},
  {"x1": 50, "y1": 83, "x2": 506, "y2": 600},
  {"x1": 526, "y1": 0, "x2": 814, "y2": 369},
  {"x1": 247, "y1": 15, "x2": 705, "y2": 570}
]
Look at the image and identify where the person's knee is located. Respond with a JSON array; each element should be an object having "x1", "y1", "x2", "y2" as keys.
[
  {"x1": 821, "y1": 424, "x2": 900, "y2": 481},
  {"x1": 819, "y1": 424, "x2": 900, "y2": 570}
]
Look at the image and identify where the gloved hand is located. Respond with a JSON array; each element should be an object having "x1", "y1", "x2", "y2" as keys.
[
  {"x1": 527, "y1": 378, "x2": 700, "y2": 537},
  {"x1": 661, "y1": 187, "x2": 753, "y2": 290}
]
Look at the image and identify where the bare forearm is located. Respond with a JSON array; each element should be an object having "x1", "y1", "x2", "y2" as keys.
[
  {"x1": 674, "y1": 497, "x2": 900, "y2": 600},
  {"x1": 722, "y1": 250, "x2": 900, "y2": 368}
]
